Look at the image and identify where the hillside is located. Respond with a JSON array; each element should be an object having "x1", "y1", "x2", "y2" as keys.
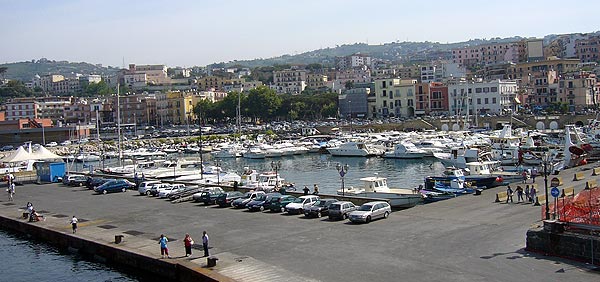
[{"x1": 0, "y1": 58, "x2": 118, "y2": 81}]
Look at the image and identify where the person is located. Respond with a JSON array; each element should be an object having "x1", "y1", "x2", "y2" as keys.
[
  {"x1": 278, "y1": 185, "x2": 286, "y2": 195},
  {"x1": 141, "y1": 173, "x2": 146, "y2": 182},
  {"x1": 506, "y1": 185, "x2": 514, "y2": 203},
  {"x1": 233, "y1": 181, "x2": 238, "y2": 191},
  {"x1": 7, "y1": 182, "x2": 15, "y2": 201},
  {"x1": 516, "y1": 186, "x2": 524, "y2": 203},
  {"x1": 202, "y1": 231, "x2": 209, "y2": 257},
  {"x1": 530, "y1": 187, "x2": 537, "y2": 204},
  {"x1": 26, "y1": 202, "x2": 34, "y2": 214},
  {"x1": 134, "y1": 173, "x2": 139, "y2": 187},
  {"x1": 524, "y1": 185, "x2": 530, "y2": 203},
  {"x1": 183, "y1": 233, "x2": 194, "y2": 257},
  {"x1": 531, "y1": 168, "x2": 538, "y2": 183},
  {"x1": 70, "y1": 216, "x2": 78, "y2": 233},
  {"x1": 303, "y1": 185, "x2": 310, "y2": 195},
  {"x1": 521, "y1": 171, "x2": 528, "y2": 184},
  {"x1": 312, "y1": 184, "x2": 319, "y2": 195},
  {"x1": 158, "y1": 234, "x2": 171, "y2": 258},
  {"x1": 29, "y1": 209, "x2": 44, "y2": 222}
]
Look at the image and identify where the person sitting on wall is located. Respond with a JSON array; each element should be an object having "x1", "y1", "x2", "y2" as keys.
[{"x1": 29, "y1": 209, "x2": 45, "y2": 222}]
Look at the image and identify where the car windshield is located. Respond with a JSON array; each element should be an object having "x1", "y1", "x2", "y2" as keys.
[
  {"x1": 241, "y1": 193, "x2": 251, "y2": 199},
  {"x1": 329, "y1": 204, "x2": 341, "y2": 210},
  {"x1": 358, "y1": 205, "x2": 374, "y2": 211},
  {"x1": 255, "y1": 195, "x2": 267, "y2": 201},
  {"x1": 293, "y1": 198, "x2": 305, "y2": 203}
]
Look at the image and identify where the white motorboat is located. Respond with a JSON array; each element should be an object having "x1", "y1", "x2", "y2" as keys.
[
  {"x1": 75, "y1": 154, "x2": 101, "y2": 162},
  {"x1": 337, "y1": 176, "x2": 423, "y2": 208},
  {"x1": 327, "y1": 141, "x2": 383, "y2": 157},
  {"x1": 384, "y1": 141, "x2": 426, "y2": 159},
  {"x1": 241, "y1": 169, "x2": 288, "y2": 192},
  {"x1": 243, "y1": 146, "x2": 266, "y2": 159}
]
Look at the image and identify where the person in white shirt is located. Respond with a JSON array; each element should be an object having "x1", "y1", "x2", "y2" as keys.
[
  {"x1": 202, "y1": 231, "x2": 209, "y2": 257},
  {"x1": 70, "y1": 216, "x2": 78, "y2": 233}
]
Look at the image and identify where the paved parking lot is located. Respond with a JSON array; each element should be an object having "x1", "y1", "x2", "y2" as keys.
[{"x1": 2, "y1": 176, "x2": 599, "y2": 282}]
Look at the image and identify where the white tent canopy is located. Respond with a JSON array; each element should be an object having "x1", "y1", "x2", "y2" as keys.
[
  {"x1": 31, "y1": 146, "x2": 63, "y2": 160},
  {"x1": 0, "y1": 146, "x2": 32, "y2": 163}
]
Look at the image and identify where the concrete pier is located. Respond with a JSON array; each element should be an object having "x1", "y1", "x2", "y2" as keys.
[{"x1": 1, "y1": 164, "x2": 599, "y2": 282}]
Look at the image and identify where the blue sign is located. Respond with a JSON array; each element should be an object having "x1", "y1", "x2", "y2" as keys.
[{"x1": 550, "y1": 187, "x2": 560, "y2": 198}]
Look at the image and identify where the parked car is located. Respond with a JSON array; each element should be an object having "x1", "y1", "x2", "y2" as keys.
[
  {"x1": 60, "y1": 140, "x2": 71, "y2": 146},
  {"x1": 45, "y1": 142, "x2": 58, "y2": 147},
  {"x1": 94, "y1": 179, "x2": 135, "y2": 194},
  {"x1": 62, "y1": 175, "x2": 87, "y2": 186},
  {"x1": 138, "y1": 180, "x2": 162, "y2": 195},
  {"x1": 304, "y1": 198, "x2": 339, "y2": 218},
  {"x1": 149, "y1": 183, "x2": 172, "y2": 197},
  {"x1": 231, "y1": 191, "x2": 266, "y2": 208},
  {"x1": 328, "y1": 201, "x2": 358, "y2": 220},
  {"x1": 215, "y1": 191, "x2": 245, "y2": 207},
  {"x1": 193, "y1": 187, "x2": 226, "y2": 204},
  {"x1": 246, "y1": 193, "x2": 281, "y2": 211},
  {"x1": 1, "y1": 145, "x2": 14, "y2": 151},
  {"x1": 269, "y1": 195, "x2": 297, "y2": 213},
  {"x1": 85, "y1": 177, "x2": 113, "y2": 190},
  {"x1": 285, "y1": 195, "x2": 320, "y2": 214},
  {"x1": 348, "y1": 201, "x2": 391, "y2": 223},
  {"x1": 158, "y1": 185, "x2": 183, "y2": 198}
]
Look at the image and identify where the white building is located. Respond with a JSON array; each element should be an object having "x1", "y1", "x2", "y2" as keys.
[
  {"x1": 448, "y1": 80, "x2": 519, "y2": 115},
  {"x1": 373, "y1": 78, "x2": 418, "y2": 118},
  {"x1": 272, "y1": 69, "x2": 307, "y2": 94}
]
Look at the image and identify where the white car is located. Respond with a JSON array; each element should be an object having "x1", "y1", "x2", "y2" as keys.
[
  {"x1": 60, "y1": 140, "x2": 72, "y2": 146},
  {"x1": 46, "y1": 142, "x2": 58, "y2": 147},
  {"x1": 285, "y1": 195, "x2": 320, "y2": 214},
  {"x1": 158, "y1": 184, "x2": 186, "y2": 198},
  {"x1": 138, "y1": 180, "x2": 162, "y2": 195}
]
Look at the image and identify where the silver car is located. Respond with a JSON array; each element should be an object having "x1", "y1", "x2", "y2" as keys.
[
  {"x1": 328, "y1": 201, "x2": 357, "y2": 220},
  {"x1": 348, "y1": 201, "x2": 391, "y2": 223}
]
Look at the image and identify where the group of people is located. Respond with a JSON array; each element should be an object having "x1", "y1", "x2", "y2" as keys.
[
  {"x1": 26, "y1": 202, "x2": 45, "y2": 222},
  {"x1": 302, "y1": 184, "x2": 319, "y2": 195},
  {"x1": 505, "y1": 184, "x2": 538, "y2": 204},
  {"x1": 521, "y1": 168, "x2": 539, "y2": 184},
  {"x1": 158, "y1": 231, "x2": 210, "y2": 259}
]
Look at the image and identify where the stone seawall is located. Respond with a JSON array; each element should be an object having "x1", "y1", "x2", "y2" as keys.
[
  {"x1": 526, "y1": 228, "x2": 599, "y2": 266},
  {"x1": 0, "y1": 215, "x2": 233, "y2": 282}
]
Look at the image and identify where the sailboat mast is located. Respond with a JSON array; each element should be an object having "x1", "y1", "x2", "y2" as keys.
[{"x1": 117, "y1": 83, "x2": 122, "y2": 167}]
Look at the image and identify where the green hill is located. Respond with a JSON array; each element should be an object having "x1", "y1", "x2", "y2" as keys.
[{"x1": 0, "y1": 58, "x2": 118, "y2": 81}]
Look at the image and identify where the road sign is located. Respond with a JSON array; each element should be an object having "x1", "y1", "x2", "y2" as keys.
[
  {"x1": 550, "y1": 187, "x2": 560, "y2": 198},
  {"x1": 550, "y1": 177, "x2": 561, "y2": 187}
]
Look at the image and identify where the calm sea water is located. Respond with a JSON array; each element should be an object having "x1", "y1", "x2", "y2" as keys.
[
  {"x1": 0, "y1": 229, "x2": 139, "y2": 282},
  {"x1": 73, "y1": 153, "x2": 446, "y2": 193}
]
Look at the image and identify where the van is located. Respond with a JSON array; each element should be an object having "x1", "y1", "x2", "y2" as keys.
[{"x1": 138, "y1": 180, "x2": 162, "y2": 195}]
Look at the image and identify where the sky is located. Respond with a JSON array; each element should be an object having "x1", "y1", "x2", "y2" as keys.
[{"x1": 1, "y1": 0, "x2": 599, "y2": 67}]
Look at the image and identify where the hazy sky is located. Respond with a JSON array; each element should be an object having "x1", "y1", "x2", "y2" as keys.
[{"x1": 1, "y1": 0, "x2": 598, "y2": 67}]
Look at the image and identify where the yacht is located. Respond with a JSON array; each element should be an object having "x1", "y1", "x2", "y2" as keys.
[
  {"x1": 337, "y1": 176, "x2": 423, "y2": 208},
  {"x1": 241, "y1": 169, "x2": 289, "y2": 192},
  {"x1": 384, "y1": 141, "x2": 426, "y2": 159},
  {"x1": 243, "y1": 146, "x2": 266, "y2": 159},
  {"x1": 327, "y1": 141, "x2": 383, "y2": 157}
]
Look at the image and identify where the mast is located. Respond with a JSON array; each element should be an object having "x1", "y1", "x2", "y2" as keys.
[{"x1": 117, "y1": 83, "x2": 122, "y2": 167}]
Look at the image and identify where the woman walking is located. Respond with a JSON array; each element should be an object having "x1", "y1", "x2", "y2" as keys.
[
  {"x1": 158, "y1": 234, "x2": 171, "y2": 259},
  {"x1": 183, "y1": 233, "x2": 194, "y2": 257}
]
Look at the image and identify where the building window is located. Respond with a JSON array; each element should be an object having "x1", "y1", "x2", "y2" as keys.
[
  {"x1": 476, "y1": 88, "x2": 482, "y2": 93},
  {"x1": 492, "y1": 97, "x2": 497, "y2": 103},
  {"x1": 491, "y1": 87, "x2": 498, "y2": 92},
  {"x1": 477, "y1": 98, "x2": 481, "y2": 104},
  {"x1": 485, "y1": 98, "x2": 489, "y2": 104}
]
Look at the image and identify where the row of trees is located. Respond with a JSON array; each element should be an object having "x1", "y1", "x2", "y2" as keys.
[{"x1": 194, "y1": 86, "x2": 338, "y2": 123}]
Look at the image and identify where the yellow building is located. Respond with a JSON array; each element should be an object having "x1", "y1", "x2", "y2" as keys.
[{"x1": 156, "y1": 91, "x2": 196, "y2": 125}]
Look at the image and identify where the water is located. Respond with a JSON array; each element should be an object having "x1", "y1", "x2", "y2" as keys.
[
  {"x1": 75, "y1": 154, "x2": 447, "y2": 194},
  {"x1": 0, "y1": 229, "x2": 139, "y2": 282}
]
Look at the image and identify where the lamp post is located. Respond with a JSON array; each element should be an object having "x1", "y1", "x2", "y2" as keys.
[
  {"x1": 215, "y1": 158, "x2": 221, "y2": 185},
  {"x1": 336, "y1": 163, "x2": 349, "y2": 196},
  {"x1": 271, "y1": 160, "x2": 281, "y2": 188},
  {"x1": 542, "y1": 152, "x2": 550, "y2": 220}
]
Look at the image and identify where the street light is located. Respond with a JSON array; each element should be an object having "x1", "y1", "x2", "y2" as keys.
[
  {"x1": 542, "y1": 152, "x2": 551, "y2": 220},
  {"x1": 336, "y1": 163, "x2": 349, "y2": 196},
  {"x1": 271, "y1": 160, "x2": 282, "y2": 188}
]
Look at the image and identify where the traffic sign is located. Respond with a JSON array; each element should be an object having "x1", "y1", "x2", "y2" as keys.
[{"x1": 550, "y1": 187, "x2": 560, "y2": 198}]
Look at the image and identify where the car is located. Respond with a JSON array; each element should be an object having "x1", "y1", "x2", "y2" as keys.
[
  {"x1": 328, "y1": 201, "x2": 358, "y2": 220},
  {"x1": 157, "y1": 185, "x2": 180, "y2": 198},
  {"x1": 60, "y1": 140, "x2": 72, "y2": 146},
  {"x1": 246, "y1": 192, "x2": 281, "y2": 211},
  {"x1": 284, "y1": 195, "x2": 320, "y2": 214},
  {"x1": 138, "y1": 180, "x2": 162, "y2": 195},
  {"x1": 62, "y1": 174, "x2": 87, "y2": 186},
  {"x1": 85, "y1": 177, "x2": 113, "y2": 190},
  {"x1": 215, "y1": 191, "x2": 245, "y2": 207},
  {"x1": 348, "y1": 201, "x2": 391, "y2": 223},
  {"x1": 94, "y1": 179, "x2": 135, "y2": 194},
  {"x1": 45, "y1": 142, "x2": 58, "y2": 147},
  {"x1": 1, "y1": 145, "x2": 14, "y2": 151},
  {"x1": 231, "y1": 191, "x2": 266, "y2": 208},
  {"x1": 269, "y1": 195, "x2": 297, "y2": 212},
  {"x1": 303, "y1": 198, "x2": 339, "y2": 218},
  {"x1": 149, "y1": 183, "x2": 172, "y2": 197},
  {"x1": 193, "y1": 187, "x2": 226, "y2": 204}
]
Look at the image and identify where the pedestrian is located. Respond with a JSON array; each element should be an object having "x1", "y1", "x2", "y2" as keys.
[
  {"x1": 312, "y1": 184, "x2": 319, "y2": 195},
  {"x1": 530, "y1": 187, "x2": 537, "y2": 204},
  {"x1": 531, "y1": 168, "x2": 538, "y2": 183},
  {"x1": 233, "y1": 181, "x2": 238, "y2": 191},
  {"x1": 183, "y1": 233, "x2": 194, "y2": 257},
  {"x1": 202, "y1": 231, "x2": 209, "y2": 257},
  {"x1": 70, "y1": 216, "x2": 78, "y2": 233},
  {"x1": 141, "y1": 173, "x2": 146, "y2": 182},
  {"x1": 524, "y1": 185, "x2": 530, "y2": 202},
  {"x1": 303, "y1": 185, "x2": 310, "y2": 195},
  {"x1": 134, "y1": 173, "x2": 139, "y2": 187},
  {"x1": 506, "y1": 185, "x2": 514, "y2": 203},
  {"x1": 279, "y1": 185, "x2": 286, "y2": 195},
  {"x1": 26, "y1": 202, "x2": 34, "y2": 214},
  {"x1": 7, "y1": 182, "x2": 15, "y2": 201},
  {"x1": 158, "y1": 234, "x2": 171, "y2": 258},
  {"x1": 521, "y1": 171, "x2": 528, "y2": 184},
  {"x1": 516, "y1": 186, "x2": 524, "y2": 203}
]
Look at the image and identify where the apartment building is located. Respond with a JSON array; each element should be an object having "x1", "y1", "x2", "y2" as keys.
[
  {"x1": 336, "y1": 54, "x2": 372, "y2": 70},
  {"x1": 575, "y1": 36, "x2": 600, "y2": 63},
  {"x1": 222, "y1": 80, "x2": 264, "y2": 93},
  {"x1": 4, "y1": 100, "x2": 40, "y2": 121},
  {"x1": 272, "y1": 69, "x2": 307, "y2": 94},
  {"x1": 447, "y1": 80, "x2": 518, "y2": 115},
  {"x1": 129, "y1": 64, "x2": 170, "y2": 85},
  {"x1": 339, "y1": 88, "x2": 370, "y2": 118},
  {"x1": 306, "y1": 74, "x2": 328, "y2": 89},
  {"x1": 452, "y1": 39, "x2": 544, "y2": 68},
  {"x1": 155, "y1": 91, "x2": 195, "y2": 126},
  {"x1": 334, "y1": 66, "x2": 371, "y2": 91},
  {"x1": 109, "y1": 94, "x2": 157, "y2": 126},
  {"x1": 557, "y1": 73, "x2": 598, "y2": 111},
  {"x1": 373, "y1": 78, "x2": 417, "y2": 118},
  {"x1": 429, "y1": 83, "x2": 450, "y2": 113}
]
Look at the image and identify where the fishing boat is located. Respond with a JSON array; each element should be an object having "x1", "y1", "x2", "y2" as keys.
[{"x1": 337, "y1": 176, "x2": 423, "y2": 208}]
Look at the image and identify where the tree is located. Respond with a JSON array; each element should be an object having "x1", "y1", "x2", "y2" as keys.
[
  {"x1": 0, "y1": 67, "x2": 7, "y2": 81},
  {"x1": 245, "y1": 86, "x2": 282, "y2": 122},
  {"x1": 0, "y1": 80, "x2": 34, "y2": 98}
]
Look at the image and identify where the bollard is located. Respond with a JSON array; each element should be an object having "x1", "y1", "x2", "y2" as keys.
[
  {"x1": 494, "y1": 193, "x2": 500, "y2": 203},
  {"x1": 533, "y1": 196, "x2": 541, "y2": 206},
  {"x1": 207, "y1": 256, "x2": 218, "y2": 267},
  {"x1": 115, "y1": 235, "x2": 124, "y2": 244}
]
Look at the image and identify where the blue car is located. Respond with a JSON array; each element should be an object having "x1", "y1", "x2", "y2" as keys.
[{"x1": 94, "y1": 179, "x2": 135, "y2": 194}]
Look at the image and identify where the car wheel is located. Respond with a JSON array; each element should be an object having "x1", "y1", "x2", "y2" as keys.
[
  {"x1": 343, "y1": 213, "x2": 348, "y2": 219},
  {"x1": 260, "y1": 206, "x2": 264, "y2": 212},
  {"x1": 102, "y1": 190, "x2": 107, "y2": 195},
  {"x1": 280, "y1": 207, "x2": 285, "y2": 213},
  {"x1": 317, "y1": 211, "x2": 322, "y2": 218},
  {"x1": 366, "y1": 216, "x2": 371, "y2": 223},
  {"x1": 79, "y1": 183, "x2": 82, "y2": 187},
  {"x1": 146, "y1": 191, "x2": 150, "y2": 196},
  {"x1": 383, "y1": 211, "x2": 389, "y2": 219},
  {"x1": 122, "y1": 188, "x2": 126, "y2": 192}
]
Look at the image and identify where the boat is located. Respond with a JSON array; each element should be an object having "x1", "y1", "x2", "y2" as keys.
[
  {"x1": 243, "y1": 146, "x2": 266, "y2": 159},
  {"x1": 337, "y1": 176, "x2": 423, "y2": 208},
  {"x1": 424, "y1": 167, "x2": 499, "y2": 193},
  {"x1": 384, "y1": 140, "x2": 426, "y2": 159},
  {"x1": 327, "y1": 141, "x2": 384, "y2": 157},
  {"x1": 75, "y1": 154, "x2": 101, "y2": 162},
  {"x1": 240, "y1": 169, "x2": 291, "y2": 192}
]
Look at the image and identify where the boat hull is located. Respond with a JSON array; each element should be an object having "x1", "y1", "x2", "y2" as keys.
[{"x1": 352, "y1": 192, "x2": 423, "y2": 208}]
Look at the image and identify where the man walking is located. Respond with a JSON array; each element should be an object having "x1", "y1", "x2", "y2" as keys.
[
  {"x1": 506, "y1": 185, "x2": 514, "y2": 203},
  {"x1": 158, "y1": 234, "x2": 171, "y2": 259},
  {"x1": 202, "y1": 231, "x2": 209, "y2": 257},
  {"x1": 70, "y1": 216, "x2": 78, "y2": 233},
  {"x1": 7, "y1": 182, "x2": 15, "y2": 201}
]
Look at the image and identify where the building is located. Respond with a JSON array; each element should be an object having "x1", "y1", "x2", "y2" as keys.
[
  {"x1": 429, "y1": 83, "x2": 450, "y2": 114},
  {"x1": 451, "y1": 39, "x2": 544, "y2": 68},
  {"x1": 396, "y1": 65, "x2": 421, "y2": 80},
  {"x1": 336, "y1": 54, "x2": 372, "y2": 70},
  {"x1": 272, "y1": 69, "x2": 307, "y2": 94},
  {"x1": 339, "y1": 88, "x2": 370, "y2": 118},
  {"x1": 128, "y1": 64, "x2": 170, "y2": 85},
  {"x1": 108, "y1": 94, "x2": 157, "y2": 126},
  {"x1": 420, "y1": 66, "x2": 442, "y2": 83},
  {"x1": 414, "y1": 83, "x2": 431, "y2": 115},
  {"x1": 222, "y1": 81, "x2": 264, "y2": 93},
  {"x1": 557, "y1": 73, "x2": 598, "y2": 112},
  {"x1": 448, "y1": 80, "x2": 519, "y2": 115},
  {"x1": 575, "y1": 36, "x2": 600, "y2": 63},
  {"x1": 4, "y1": 100, "x2": 40, "y2": 121},
  {"x1": 373, "y1": 78, "x2": 418, "y2": 118},
  {"x1": 306, "y1": 74, "x2": 328, "y2": 89},
  {"x1": 155, "y1": 91, "x2": 195, "y2": 126},
  {"x1": 334, "y1": 66, "x2": 371, "y2": 91}
]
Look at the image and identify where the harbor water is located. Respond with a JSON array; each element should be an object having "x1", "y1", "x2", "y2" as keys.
[
  {"x1": 0, "y1": 229, "x2": 140, "y2": 282},
  {"x1": 72, "y1": 153, "x2": 447, "y2": 193}
]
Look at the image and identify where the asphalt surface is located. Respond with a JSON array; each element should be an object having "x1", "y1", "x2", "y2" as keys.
[{"x1": 1, "y1": 165, "x2": 599, "y2": 282}]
